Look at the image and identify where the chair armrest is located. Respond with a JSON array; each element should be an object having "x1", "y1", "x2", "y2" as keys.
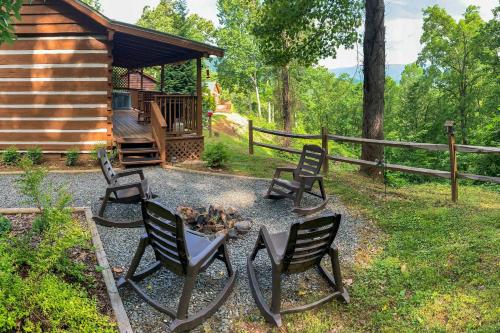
[
  {"x1": 116, "y1": 169, "x2": 145, "y2": 181},
  {"x1": 189, "y1": 234, "x2": 227, "y2": 270},
  {"x1": 107, "y1": 182, "x2": 145, "y2": 198},
  {"x1": 297, "y1": 174, "x2": 323, "y2": 180},
  {"x1": 260, "y1": 226, "x2": 283, "y2": 267},
  {"x1": 274, "y1": 167, "x2": 296, "y2": 178}
]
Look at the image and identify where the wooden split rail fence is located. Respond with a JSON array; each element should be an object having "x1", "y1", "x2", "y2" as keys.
[{"x1": 248, "y1": 120, "x2": 500, "y2": 202}]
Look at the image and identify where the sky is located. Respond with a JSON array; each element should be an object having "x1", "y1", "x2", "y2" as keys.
[{"x1": 99, "y1": 0, "x2": 497, "y2": 69}]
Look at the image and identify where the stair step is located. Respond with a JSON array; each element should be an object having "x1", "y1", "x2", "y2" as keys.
[
  {"x1": 121, "y1": 157, "x2": 163, "y2": 165},
  {"x1": 120, "y1": 147, "x2": 159, "y2": 154},
  {"x1": 116, "y1": 137, "x2": 155, "y2": 144}
]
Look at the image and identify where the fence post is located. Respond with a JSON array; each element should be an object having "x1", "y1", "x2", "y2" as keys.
[
  {"x1": 445, "y1": 121, "x2": 458, "y2": 202},
  {"x1": 321, "y1": 127, "x2": 329, "y2": 174},
  {"x1": 249, "y1": 120, "x2": 254, "y2": 155}
]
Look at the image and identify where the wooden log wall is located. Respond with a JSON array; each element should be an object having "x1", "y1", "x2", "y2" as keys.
[{"x1": 0, "y1": 0, "x2": 111, "y2": 152}]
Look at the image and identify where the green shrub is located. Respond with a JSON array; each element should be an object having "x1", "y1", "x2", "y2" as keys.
[
  {"x1": 90, "y1": 144, "x2": 107, "y2": 162},
  {"x1": 65, "y1": 148, "x2": 79, "y2": 166},
  {"x1": 202, "y1": 143, "x2": 229, "y2": 168},
  {"x1": 26, "y1": 147, "x2": 43, "y2": 165},
  {"x1": 0, "y1": 215, "x2": 12, "y2": 236},
  {"x1": 17, "y1": 158, "x2": 71, "y2": 234},
  {"x1": 2, "y1": 146, "x2": 20, "y2": 165}
]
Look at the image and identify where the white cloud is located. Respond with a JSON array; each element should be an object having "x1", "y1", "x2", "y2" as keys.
[{"x1": 186, "y1": 0, "x2": 219, "y2": 26}]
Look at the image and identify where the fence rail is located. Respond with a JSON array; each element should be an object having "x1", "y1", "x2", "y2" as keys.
[{"x1": 248, "y1": 120, "x2": 500, "y2": 202}]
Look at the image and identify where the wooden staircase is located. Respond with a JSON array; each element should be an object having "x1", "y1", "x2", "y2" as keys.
[{"x1": 117, "y1": 137, "x2": 163, "y2": 166}]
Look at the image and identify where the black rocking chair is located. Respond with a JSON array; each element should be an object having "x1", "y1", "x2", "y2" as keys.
[
  {"x1": 265, "y1": 144, "x2": 329, "y2": 215},
  {"x1": 94, "y1": 148, "x2": 155, "y2": 228},
  {"x1": 117, "y1": 200, "x2": 237, "y2": 332},
  {"x1": 247, "y1": 214, "x2": 349, "y2": 327}
]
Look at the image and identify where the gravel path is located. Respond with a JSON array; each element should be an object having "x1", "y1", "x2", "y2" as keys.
[{"x1": 0, "y1": 167, "x2": 364, "y2": 332}]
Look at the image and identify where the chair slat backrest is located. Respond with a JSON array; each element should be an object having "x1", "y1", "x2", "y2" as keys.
[
  {"x1": 142, "y1": 200, "x2": 189, "y2": 276},
  {"x1": 294, "y1": 145, "x2": 325, "y2": 187},
  {"x1": 283, "y1": 214, "x2": 341, "y2": 273},
  {"x1": 97, "y1": 148, "x2": 116, "y2": 185}
]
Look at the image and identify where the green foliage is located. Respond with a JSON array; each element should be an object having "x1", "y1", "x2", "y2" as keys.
[
  {"x1": 90, "y1": 144, "x2": 107, "y2": 162},
  {"x1": 216, "y1": 0, "x2": 269, "y2": 117},
  {"x1": 137, "y1": 0, "x2": 215, "y2": 94},
  {"x1": 253, "y1": 0, "x2": 362, "y2": 67},
  {"x1": 0, "y1": 213, "x2": 115, "y2": 332},
  {"x1": 0, "y1": 0, "x2": 23, "y2": 44},
  {"x1": 80, "y1": 0, "x2": 102, "y2": 11},
  {"x1": 418, "y1": 5, "x2": 493, "y2": 146},
  {"x1": 2, "y1": 146, "x2": 20, "y2": 165},
  {"x1": 66, "y1": 148, "x2": 80, "y2": 166},
  {"x1": 0, "y1": 215, "x2": 11, "y2": 236},
  {"x1": 26, "y1": 146, "x2": 43, "y2": 165},
  {"x1": 202, "y1": 142, "x2": 229, "y2": 168},
  {"x1": 0, "y1": 160, "x2": 115, "y2": 332},
  {"x1": 17, "y1": 158, "x2": 71, "y2": 233}
]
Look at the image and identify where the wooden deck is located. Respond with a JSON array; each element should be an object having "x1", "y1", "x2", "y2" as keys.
[{"x1": 113, "y1": 109, "x2": 152, "y2": 140}]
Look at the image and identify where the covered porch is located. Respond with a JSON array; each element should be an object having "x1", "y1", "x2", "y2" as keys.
[{"x1": 108, "y1": 22, "x2": 224, "y2": 165}]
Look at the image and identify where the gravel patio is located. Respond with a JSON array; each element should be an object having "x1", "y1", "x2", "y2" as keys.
[{"x1": 0, "y1": 167, "x2": 364, "y2": 332}]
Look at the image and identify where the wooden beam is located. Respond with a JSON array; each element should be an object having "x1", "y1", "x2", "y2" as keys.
[
  {"x1": 445, "y1": 121, "x2": 458, "y2": 202},
  {"x1": 253, "y1": 126, "x2": 322, "y2": 139},
  {"x1": 328, "y1": 134, "x2": 449, "y2": 152},
  {"x1": 160, "y1": 64, "x2": 165, "y2": 92},
  {"x1": 140, "y1": 68, "x2": 144, "y2": 90},
  {"x1": 455, "y1": 145, "x2": 500, "y2": 154},
  {"x1": 196, "y1": 58, "x2": 202, "y2": 136}
]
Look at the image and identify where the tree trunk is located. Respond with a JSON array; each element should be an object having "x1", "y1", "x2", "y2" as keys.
[
  {"x1": 253, "y1": 74, "x2": 262, "y2": 118},
  {"x1": 267, "y1": 101, "x2": 272, "y2": 123},
  {"x1": 360, "y1": 0, "x2": 385, "y2": 176},
  {"x1": 281, "y1": 64, "x2": 292, "y2": 145},
  {"x1": 459, "y1": 94, "x2": 468, "y2": 145}
]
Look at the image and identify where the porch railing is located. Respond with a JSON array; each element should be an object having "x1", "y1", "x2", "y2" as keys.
[
  {"x1": 151, "y1": 101, "x2": 167, "y2": 164},
  {"x1": 154, "y1": 94, "x2": 199, "y2": 136}
]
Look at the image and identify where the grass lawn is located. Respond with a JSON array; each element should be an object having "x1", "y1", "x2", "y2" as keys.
[{"x1": 196, "y1": 125, "x2": 500, "y2": 332}]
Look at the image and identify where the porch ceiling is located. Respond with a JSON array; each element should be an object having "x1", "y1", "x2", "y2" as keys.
[
  {"x1": 62, "y1": 0, "x2": 224, "y2": 69},
  {"x1": 110, "y1": 22, "x2": 224, "y2": 69}
]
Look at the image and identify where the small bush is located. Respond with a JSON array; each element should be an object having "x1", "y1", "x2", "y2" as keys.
[
  {"x1": 26, "y1": 147, "x2": 43, "y2": 165},
  {"x1": 202, "y1": 143, "x2": 229, "y2": 168},
  {"x1": 90, "y1": 144, "x2": 107, "y2": 162},
  {"x1": 17, "y1": 158, "x2": 71, "y2": 234},
  {"x1": 2, "y1": 146, "x2": 20, "y2": 165},
  {"x1": 66, "y1": 148, "x2": 79, "y2": 166},
  {"x1": 0, "y1": 215, "x2": 12, "y2": 236}
]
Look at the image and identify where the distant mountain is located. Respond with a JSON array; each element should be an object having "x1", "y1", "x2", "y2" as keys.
[{"x1": 329, "y1": 64, "x2": 407, "y2": 83}]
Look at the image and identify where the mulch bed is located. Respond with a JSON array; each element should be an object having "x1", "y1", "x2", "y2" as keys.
[{"x1": 5, "y1": 212, "x2": 115, "y2": 321}]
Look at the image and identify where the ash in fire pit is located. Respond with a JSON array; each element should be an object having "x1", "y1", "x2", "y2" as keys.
[{"x1": 176, "y1": 204, "x2": 251, "y2": 239}]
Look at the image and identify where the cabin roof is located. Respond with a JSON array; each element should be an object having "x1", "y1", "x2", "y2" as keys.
[{"x1": 62, "y1": 0, "x2": 224, "y2": 68}]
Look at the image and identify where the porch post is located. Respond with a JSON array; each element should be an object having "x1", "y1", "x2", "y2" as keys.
[
  {"x1": 127, "y1": 68, "x2": 130, "y2": 89},
  {"x1": 196, "y1": 58, "x2": 203, "y2": 136},
  {"x1": 140, "y1": 68, "x2": 144, "y2": 90},
  {"x1": 160, "y1": 64, "x2": 165, "y2": 92}
]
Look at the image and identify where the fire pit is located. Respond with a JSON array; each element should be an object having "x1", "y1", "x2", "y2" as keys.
[{"x1": 176, "y1": 204, "x2": 252, "y2": 239}]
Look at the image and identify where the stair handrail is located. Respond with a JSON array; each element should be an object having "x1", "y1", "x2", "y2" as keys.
[{"x1": 151, "y1": 101, "x2": 167, "y2": 165}]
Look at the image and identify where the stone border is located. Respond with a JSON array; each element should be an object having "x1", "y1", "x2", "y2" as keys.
[
  {"x1": 0, "y1": 207, "x2": 133, "y2": 333},
  {"x1": 164, "y1": 165, "x2": 270, "y2": 181},
  {"x1": 0, "y1": 169, "x2": 103, "y2": 175}
]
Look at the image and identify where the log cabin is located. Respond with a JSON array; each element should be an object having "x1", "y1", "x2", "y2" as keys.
[{"x1": 0, "y1": 0, "x2": 224, "y2": 166}]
